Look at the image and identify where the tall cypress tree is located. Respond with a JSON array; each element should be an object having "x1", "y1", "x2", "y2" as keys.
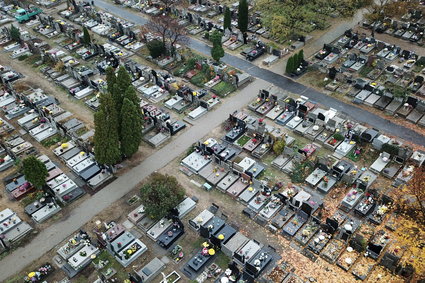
[
  {"x1": 94, "y1": 93, "x2": 121, "y2": 165},
  {"x1": 238, "y1": 0, "x2": 248, "y2": 33},
  {"x1": 116, "y1": 66, "x2": 132, "y2": 94},
  {"x1": 123, "y1": 86, "x2": 140, "y2": 110},
  {"x1": 294, "y1": 52, "x2": 300, "y2": 68},
  {"x1": 120, "y1": 98, "x2": 142, "y2": 158},
  {"x1": 105, "y1": 66, "x2": 116, "y2": 94},
  {"x1": 298, "y1": 50, "x2": 304, "y2": 63},
  {"x1": 210, "y1": 30, "x2": 224, "y2": 62},
  {"x1": 223, "y1": 7, "x2": 232, "y2": 32},
  {"x1": 82, "y1": 26, "x2": 91, "y2": 46},
  {"x1": 286, "y1": 56, "x2": 294, "y2": 74}
]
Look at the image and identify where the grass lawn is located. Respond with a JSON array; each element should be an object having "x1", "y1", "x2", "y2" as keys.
[
  {"x1": 290, "y1": 161, "x2": 314, "y2": 183},
  {"x1": 236, "y1": 135, "x2": 250, "y2": 147},
  {"x1": 359, "y1": 66, "x2": 374, "y2": 77},
  {"x1": 190, "y1": 72, "x2": 208, "y2": 87},
  {"x1": 211, "y1": 81, "x2": 236, "y2": 97},
  {"x1": 40, "y1": 134, "x2": 69, "y2": 148}
]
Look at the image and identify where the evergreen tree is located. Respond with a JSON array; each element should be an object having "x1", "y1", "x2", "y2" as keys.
[
  {"x1": 293, "y1": 52, "x2": 300, "y2": 68},
  {"x1": 298, "y1": 49, "x2": 304, "y2": 63},
  {"x1": 22, "y1": 156, "x2": 48, "y2": 189},
  {"x1": 105, "y1": 66, "x2": 116, "y2": 94},
  {"x1": 120, "y1": 98, "x2": 142, "y2": 158},
  {"x1": 223, "y1": 7, "x2": 232, "y2": 32},
  {"x1": 238, "y1": 0, "x2": 249, "y2": 33},
  {"x1": 82, "y1": 26, "x2": 91, "y2": 46},
  {"x1": 210, "y1": 30, "x2": 224, "y2": 62},
  {"x1": 286, "y1": 56, "x2": 294, "y2": 74},
  {"x1": 116, "y1": 66, "x2": 132, "y2": 94},
  {"x1": 210, "y1": 30, "x2": 222, "y2": 45},
  {"x1": 10, "y1": 25, "x2": 21, "y2": 42},
  {"x1": 94, "y1": 93, "x2": 121, "y2": 165},
  {"x1": 123, "y1": 86, "x2": 140, "y2": 111},
  {"x1": 111, "y1": 83, "x2": 123, "y2": 118}
]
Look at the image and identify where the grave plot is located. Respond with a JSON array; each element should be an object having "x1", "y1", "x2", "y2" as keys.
[
  {"x1": 181, "y1": 151, "x2": 211, "y2": 174},
  {"x1": 147, "y1": 217, "x2": 173, "y2": 242},
  {"x1": 226, "y1": 176, "x2": 249, "y2": 198},
  {"x1": 268, "y1": 206, "x2": 295, "y2": 232},
  {"x1": 238, "y1": 183, "x2": 260, "y2": 204},
  {"x1": 351, "y1": 256, "x2": 376, "y2": 280},
  {"x1": 337, "y1": 245, "x2": 361, "y2": 271},
  {"x1": 233, "y1": 239, "x2": 263, "y2": 266},
  {"x1": 366, "y1": 230, "x2": 391, "y2": 260},
  {"x1": 367, "y1": 195, "x2": 393, "y2": 225},
  {"x1": 294, "y1": 218, "x2": 321, "y2": 246},
  {"x1": 354, "y1": 190, "x2": 377, "y2": 217},
  {"x1": 222, "y1": 232, "x2": 249, "y2": 257},
  {"x1": 248, "y1": 193, "x2": 270, "y2": 213},
  {"x1": 340, "y1": 188, "x2": 364, "y2": 212},
  {"x1": 321, "y1": 239, "x2": 347, "y2": 264},
  {"x1": 257, "y1": 196, "x2": 282, "y2": 222},
  {"x1": 217, "y1": 173, "x2": 238, "y2": 192},
  {"x1": 157, "y1": 221, "x2": 185, "y2": 249},
  {"x1": 198, "y1": 163, "x2": 228, "y2": 186},
  {"x1": 281, "y1": 210, "x2": 308, "y2": 238}
]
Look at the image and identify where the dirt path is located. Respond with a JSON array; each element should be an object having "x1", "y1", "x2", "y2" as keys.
[{"x1": 0, "y1": 52, "x2": 94, "y2": 128}]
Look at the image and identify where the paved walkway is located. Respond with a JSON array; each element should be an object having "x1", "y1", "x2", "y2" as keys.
[{"x1": 0, "y1": 79, "x2": 269, "y2": 281}]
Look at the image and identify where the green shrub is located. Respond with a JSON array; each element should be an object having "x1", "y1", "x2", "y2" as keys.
[{"x1": 147, "y1": 40, "x2": 166, "y2": 59}]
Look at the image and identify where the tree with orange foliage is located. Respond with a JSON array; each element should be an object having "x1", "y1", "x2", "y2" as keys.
[{"x1": 394, "y1": 167, "x2": 425, "y2": 225}]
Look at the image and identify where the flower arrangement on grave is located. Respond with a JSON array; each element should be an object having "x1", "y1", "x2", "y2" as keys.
[
  {"x1": 377, "y1": 205, "x2": 389, "y2": 216},
  {"x1": 323, "y1": 176, "x2": 329, "y2": 186},
  {"x1": 79, "y1": 251, "x2": 87, "y2": 257}
]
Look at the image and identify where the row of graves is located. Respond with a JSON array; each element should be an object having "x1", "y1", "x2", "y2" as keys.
[
  {"x1": 312, "y1": 29, "x2": 425, "y2": 127},
  {"x1": 0, "y1": 68, "x2": 112, "y2": 223},
  {"x1": 58, "y1": 3, "x2": 143, "y2": 53},
  {"x1": 50, "y1": 195, "x2": 196, "y2": 281},
  {"x1": 363, "y1": 9, "x2": 425, "y2": 46},
  {"x1": 0, "y1": 208, "x2": 33, "y2": 251},
  {"x1": 52, "y1": 196, "x2": 196, "y2": 280},
  {"x1": 2, "y1": 67, "x2": 112, "y2": 187},
  {"x1": 141, "y1": 98, "x2": 187, "y2": 147},
  {"x1": 169, "y1": 2, "x2": 289, "y2": 64},
  {"x1": 182, "y1": 205, "x2": 280, "y2": 283},
  {"x1": 180, "y1": 87, "x2": 424, "y2": 280}
]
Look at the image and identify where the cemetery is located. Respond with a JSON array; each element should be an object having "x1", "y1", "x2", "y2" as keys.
[
  {"x1": 1, "y1": 0, "x2": 425, "y2": 282},
  {"x1": 308, "y1": 22, "x2": 425, "y2": 129},
  {"x1": 173, "y1": 83, "x2": 425, "y2": 282}
]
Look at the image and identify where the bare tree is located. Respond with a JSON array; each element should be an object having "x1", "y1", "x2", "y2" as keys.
[
  {"x1": 145, "y1": 15, "x2": 188, "y2": 55},
  {"x1": 145, "y1": 15, "x2": 173, "y2": 46}
]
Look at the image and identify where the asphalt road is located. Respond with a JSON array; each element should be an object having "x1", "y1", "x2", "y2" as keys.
[{"x1": 93, "y1": 0, "x2": 425, "y2": 146}]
